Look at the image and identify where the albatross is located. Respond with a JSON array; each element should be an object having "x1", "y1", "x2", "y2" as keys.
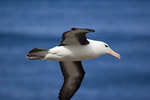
[{"x1": 27, "y1": 28, "x2": 120, "y2": 100}]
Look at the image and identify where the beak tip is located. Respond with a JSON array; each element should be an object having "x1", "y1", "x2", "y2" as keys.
[
  {"x1": 118, "y1": 55, "x2": 121, "y2": 59},
  {"x1": 116, "y1": 54, "x2": 121, "y2": 59},
  {"x1": 109, "y1": 48, "x2": 121, "y2": 60}
]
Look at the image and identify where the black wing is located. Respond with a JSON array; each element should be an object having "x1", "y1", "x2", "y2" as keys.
[
  {"x1": 59, "y1": 28, "x2": 95, "y2": 46},
  {"x1": 59, "y1": 61, "x2": 85, "y2": 100}
]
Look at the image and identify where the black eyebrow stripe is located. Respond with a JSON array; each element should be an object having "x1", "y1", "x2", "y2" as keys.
[{"x1": 105, "y1": 44, "x2": 108, "y2": 47}]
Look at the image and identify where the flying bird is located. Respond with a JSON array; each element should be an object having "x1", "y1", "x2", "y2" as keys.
[{"x1": 27, "y1": 28, "x2": 120, "y2": 100}]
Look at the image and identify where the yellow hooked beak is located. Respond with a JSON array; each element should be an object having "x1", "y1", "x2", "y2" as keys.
[{"x1": 109, "y1": 48, "x2": 121, "y2": 59}]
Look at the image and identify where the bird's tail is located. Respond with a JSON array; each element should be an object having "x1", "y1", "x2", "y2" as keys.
[{"x1": 27, "y1": 48, "x2": 49, "y2": 60}]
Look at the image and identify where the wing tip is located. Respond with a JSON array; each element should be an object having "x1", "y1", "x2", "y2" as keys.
[{"x1": 71, "y1": 27, "x2": 95, "y2": 32}]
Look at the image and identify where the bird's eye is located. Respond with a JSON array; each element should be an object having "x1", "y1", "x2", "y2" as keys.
[{"x1": 105, "y1": 44, "x2": 108, "y2": 47}]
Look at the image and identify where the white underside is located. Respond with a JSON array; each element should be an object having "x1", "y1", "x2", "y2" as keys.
[{"x1": 44, "y1": 39, "x2": 108, "y2": 61}]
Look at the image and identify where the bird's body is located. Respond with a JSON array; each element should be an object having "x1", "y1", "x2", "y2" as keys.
[
  {"x1": 45, "y1": 39, "x2": 107, "y2": 61},
  {"x1": 27, "y1": 28, "x2": 120, "y2": 100}
]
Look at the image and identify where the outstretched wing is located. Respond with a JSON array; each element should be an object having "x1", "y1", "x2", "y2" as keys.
[
  {"x1": 59, "y1": 61, "x2": 85, "y2": 100},
  {"x1": 59, "y1": 28, "x2": 95, "y2": 46}
]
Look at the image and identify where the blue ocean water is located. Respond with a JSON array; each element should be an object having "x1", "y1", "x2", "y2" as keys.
[{"x1": 0, "y1": 0, "x2": 150, "y2": 100}]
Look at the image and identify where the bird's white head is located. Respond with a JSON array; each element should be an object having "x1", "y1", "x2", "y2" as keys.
[{"x1": 101, "y1": 42, "x2": 121, "y2": 59}]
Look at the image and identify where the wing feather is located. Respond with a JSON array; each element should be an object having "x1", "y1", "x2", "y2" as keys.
[
  {"x1": 58, "y1": 61, "x2": 85, "y2": 100},
  {"x1": 59, "y1": 28, "x2": 95, "y2": 46}
]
